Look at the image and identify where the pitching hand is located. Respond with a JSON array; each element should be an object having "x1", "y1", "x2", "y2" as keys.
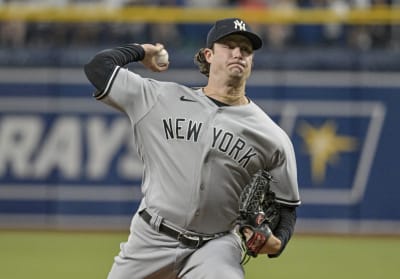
[{"x1": 140, "y1": 43, "x2": 169, "y2": 72}]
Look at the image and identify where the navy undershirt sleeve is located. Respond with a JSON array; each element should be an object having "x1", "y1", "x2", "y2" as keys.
[
  {"x1": 84, "y1": 44, "x2": 145, "y2": 95},
  {"x1": 268, "y1": 205, "x2": 297, "y2": 258}
]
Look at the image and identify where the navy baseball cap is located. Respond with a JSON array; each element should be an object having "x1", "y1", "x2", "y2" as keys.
[{"x1": 206, "y1": 18, "x2": 263, "y2": 50}]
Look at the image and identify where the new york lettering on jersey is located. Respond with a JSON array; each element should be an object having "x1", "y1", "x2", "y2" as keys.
[{"x1": 162, "y1": 117, "x2": 257, "y2": 168}]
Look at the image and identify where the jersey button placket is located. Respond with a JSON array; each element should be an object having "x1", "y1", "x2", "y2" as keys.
[{"x1": 193, "y1": 107, "x2": 215, "y2": 220}]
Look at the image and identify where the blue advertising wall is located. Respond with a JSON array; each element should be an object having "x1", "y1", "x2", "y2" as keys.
[{"x1": 0, "y1": 69, "x2": 398, "y2": 234}]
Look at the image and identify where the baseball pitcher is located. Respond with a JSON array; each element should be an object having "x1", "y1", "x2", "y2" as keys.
[{"x1": 84, "y1": 17, "x2": 301, "y2": 279}]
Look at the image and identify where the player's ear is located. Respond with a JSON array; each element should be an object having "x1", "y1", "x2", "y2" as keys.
[{"x1": 203, "y1": 47, "x2": 213, "y2": 64}]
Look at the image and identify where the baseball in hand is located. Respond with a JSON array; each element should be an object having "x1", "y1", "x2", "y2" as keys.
[{"x1": 155, "y1": 49, "x2": 169, "y2": 66}]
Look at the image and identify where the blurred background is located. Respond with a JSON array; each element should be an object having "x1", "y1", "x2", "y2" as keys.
[
  {"x1": 0, "y1": 1, "x2": 400, "y2": 278},
  {"x1": 0, "y1": 0, "x2": 400, "y2": 279}
]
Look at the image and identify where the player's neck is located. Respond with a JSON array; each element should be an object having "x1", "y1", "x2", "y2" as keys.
[{"x1": 203, "y1": 85, "x2": 248, "y2": 106}]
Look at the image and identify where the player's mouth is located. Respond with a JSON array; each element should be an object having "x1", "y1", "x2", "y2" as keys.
[{"x1": 228, "y1": 61, "x2": 246, "y2": 71}]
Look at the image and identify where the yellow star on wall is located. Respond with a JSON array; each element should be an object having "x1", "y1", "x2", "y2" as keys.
[{"x1": 298, "y1": 120, "x2": 358, "y2": 184}]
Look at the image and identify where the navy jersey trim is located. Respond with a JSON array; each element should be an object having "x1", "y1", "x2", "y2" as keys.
[
  {"x1": 94, "y1": 66, "x2": 121, "y2": 100},
  {"x1": 276, "y1": 197, "x2": 301, "y2": 207}
]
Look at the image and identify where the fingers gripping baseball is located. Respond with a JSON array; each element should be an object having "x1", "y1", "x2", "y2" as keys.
[{"x1": 140, "y1": 43, "x2": 169, "y2": 72}]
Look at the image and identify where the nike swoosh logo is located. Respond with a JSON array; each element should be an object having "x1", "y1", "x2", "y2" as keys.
[{"x1": 180, "y1": 96, "x2": 197, "y2": 102}]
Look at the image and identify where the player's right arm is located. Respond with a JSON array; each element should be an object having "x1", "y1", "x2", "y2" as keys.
[
  {"x1": 84, "y1": 43, "x2": 166, "y2": 98},
  {"x1": 84, "y1": 43, "x2": 168, "y2": 118}
]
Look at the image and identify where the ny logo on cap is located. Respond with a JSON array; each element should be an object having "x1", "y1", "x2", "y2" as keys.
[{"x1": 233, "y1": 20, "x2": 246, "y2": 31}]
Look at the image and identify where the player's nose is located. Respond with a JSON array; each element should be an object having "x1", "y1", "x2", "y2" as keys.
[{"x1": 232, "y1": 47, "x2": 243, "y2": 58}]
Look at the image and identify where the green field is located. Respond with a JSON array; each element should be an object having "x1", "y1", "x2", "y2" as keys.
[{"x1": 0, "y1": 231, "x2": 398, "y2": 279}]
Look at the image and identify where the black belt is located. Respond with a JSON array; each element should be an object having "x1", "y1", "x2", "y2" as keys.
[{"x1": 139, "y1": 209, "x2": 224, "y2": 249}]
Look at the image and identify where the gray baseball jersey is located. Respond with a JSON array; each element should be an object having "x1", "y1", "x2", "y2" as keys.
[{"x1": 99, "y1": 66, "x2": 300, "y2": 235}]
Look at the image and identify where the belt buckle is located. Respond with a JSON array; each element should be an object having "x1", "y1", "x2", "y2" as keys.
[{"x1": 177, "y1": 232, "x2": 203, "y2": 249}]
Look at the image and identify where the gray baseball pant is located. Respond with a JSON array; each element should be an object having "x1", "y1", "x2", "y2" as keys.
[{"x1": 107, "y1": 213, "x2": 245, "y2": 279}]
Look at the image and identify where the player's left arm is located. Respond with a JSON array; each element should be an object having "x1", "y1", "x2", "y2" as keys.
[
  {"x1": 264, "y1": 134, "x2": 300, "y2": 257},
  {"x1": 267, "y1": 205, "x2": 297, "y2": 257},
  {"x1": 241, "y1": 204, "x2": 297, "y2": 256}
]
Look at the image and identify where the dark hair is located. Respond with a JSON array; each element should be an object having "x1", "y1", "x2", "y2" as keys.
[{"x1": 194, "y1": 48, "x2": 210, "y2": 77}]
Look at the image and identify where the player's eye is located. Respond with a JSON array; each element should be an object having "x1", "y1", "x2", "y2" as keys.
[
  {"x1": 241, "y1": 46, "x2": 252, "y2": 55},
  {"x1": 223, "y1": 42, "x2": 235, "y2": 49}
]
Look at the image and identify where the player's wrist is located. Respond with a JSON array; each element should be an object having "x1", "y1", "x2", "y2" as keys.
[
  {"x1": 260, "y1": 234, "x2": 281, "y2": 254},
  {"x1": 131, "y1": 43, "x2": 146, "y2": 61}
]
